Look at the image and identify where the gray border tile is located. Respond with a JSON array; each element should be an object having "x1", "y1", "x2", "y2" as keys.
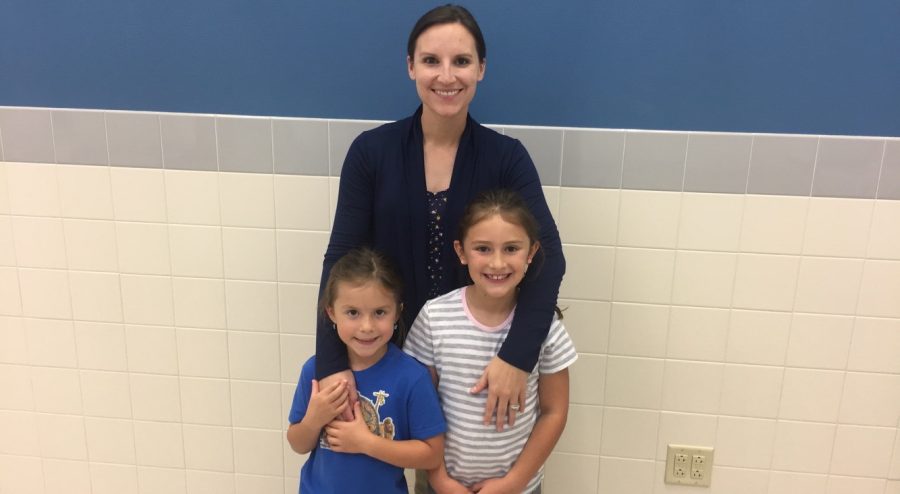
[
  {"x1": 52, "y1": 110, "x2": 108, "y2": 165},
  {"x1": 107, "y1": 112, "x2": 162, "y2": 168},
  {"x1": 328, "y1": 121, "x2": 382, "y2": 176},
  {"x1": 1, "y1": 106, "x2": 898, "y2": 202},
  {"x1": 812, "y1": 137, "x2": 883, "y2": 199},
  {"x1": 622, "y1": 131, "x2": 687, "y2": 191},
  {"x1": 0, "y1": 108, "x2": 55, "y2": 163},
  {"x1": 561, "y1": 129, "x2": 624, "y2": 188},
  {"x1": 160, "y1": 114, "x2": 218, "y2": 171},
  {"x1": 684, "y1": 133, "x2": 752, "y2": 193},
  {"x1": 216, "y1": 116, "x2": 273, "y2": 174},
  {"x1": 505, "y1": 127, "x2": 563, "y2": 186},
  {"x1": 273, "y1": 119, "x2": 329, "y2": 176},
  {"x1": 876, "y1": 140, "x2": 900, "y2": 200},
  {"x1": 747, "y1": 135, "x2": 817, "y2": 196}
]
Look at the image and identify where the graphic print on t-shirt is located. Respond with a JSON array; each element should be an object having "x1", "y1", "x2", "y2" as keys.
[{"x1": 318, "y1": 389, "x2": 396, "y2": 449}]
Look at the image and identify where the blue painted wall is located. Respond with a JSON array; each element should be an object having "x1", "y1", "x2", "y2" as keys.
[{"x1": 2, "y1": 0, "x2": 898, "y2": 136}]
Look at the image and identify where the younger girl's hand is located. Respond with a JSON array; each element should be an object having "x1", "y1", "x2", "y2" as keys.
[
  {"x1": 324, "y1": 401, "x2": 374, "y2": 454},
  {"x1": 318, "y1": 369, "x2": 358, "y2": 421},
  {"x1": 306, "y1": 379, "x2": 349, "y2": 429},
  {"x1": 470, "y1": 356, "x2": 528, "y2": 431}
]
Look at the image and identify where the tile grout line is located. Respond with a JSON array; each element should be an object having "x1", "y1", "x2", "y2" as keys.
[{"x1": 210, "y1": 114, "x2": 239, "y2": 479}]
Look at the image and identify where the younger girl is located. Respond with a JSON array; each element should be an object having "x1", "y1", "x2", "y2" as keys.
[
  {"x1": 287, "y1": 248, "x2": 447, "y2": 493},
  {"x1": 405, "y1": 190, "x2": 577, "y2": 494}
]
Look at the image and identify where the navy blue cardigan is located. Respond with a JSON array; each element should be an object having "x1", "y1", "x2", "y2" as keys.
[{"x1": 316, "y1": 107, "x2": 566, "y2": 378}]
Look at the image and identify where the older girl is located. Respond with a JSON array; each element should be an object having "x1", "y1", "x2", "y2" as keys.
[{"x1": 406, "y1": 190, "x2": 577, "y2": 494}]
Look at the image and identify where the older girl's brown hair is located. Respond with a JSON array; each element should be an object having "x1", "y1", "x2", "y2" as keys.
[{"x1": 456, "y1": 189, "x2": 563, "y2": 318}]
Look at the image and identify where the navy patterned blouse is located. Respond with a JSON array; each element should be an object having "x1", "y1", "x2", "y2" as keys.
[{"x1": 425, "y1": 189, "x2": 449, "y2": 298}]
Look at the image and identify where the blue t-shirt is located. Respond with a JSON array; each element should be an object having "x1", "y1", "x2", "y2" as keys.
[{"x1": 289, "y1": 344, "x2": 446, "y2": 494}]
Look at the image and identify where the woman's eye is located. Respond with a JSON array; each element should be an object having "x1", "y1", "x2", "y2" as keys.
[
  {"x1": 423, "y1": 56, "x2": 438, "y2": 65},
  {"x1": 454, "y1": 57, "x2": 471, "y2": 67}
]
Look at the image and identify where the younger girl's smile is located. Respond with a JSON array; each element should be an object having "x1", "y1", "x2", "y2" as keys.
[{"x1": 326, "y1": 280, "x2": 400, "y2": 371}]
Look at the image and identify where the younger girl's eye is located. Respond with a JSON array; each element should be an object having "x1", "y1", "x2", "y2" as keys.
[
  {"x1": 505, "y1": 245, "x2": 521, "y2": 253},
  {"x1": 474, "y1": 246, "x2": 490, "y2": 253},
  {"x1": 346, "y1": 309, "x2": 358, "y2": 317},
  {"x1": 375, "y1": 309, "x2": 387, "y2": 317}
]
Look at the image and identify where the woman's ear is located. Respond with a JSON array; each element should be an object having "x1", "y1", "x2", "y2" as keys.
[
  {"x1": 477, "y1": 58, "x2": 486, "y2": 81},
  {"x1": 453, "y1": 240, "x2": 467, "y2": 264},
  {"x1": 407, "y1": 56, "x2": 415, "y2": 80}
]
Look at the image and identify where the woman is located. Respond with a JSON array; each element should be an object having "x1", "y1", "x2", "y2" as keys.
[{"x1": 315, "y1": 4, "x2": 565, "y2": 433}]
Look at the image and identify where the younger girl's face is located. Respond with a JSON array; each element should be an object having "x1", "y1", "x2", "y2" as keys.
[
  {"x1": 326, "y1": 280, "x2": 400, "y2": 370},
  {"x1": 453, "y1": 214, "x2": 539, "y2": 305}
]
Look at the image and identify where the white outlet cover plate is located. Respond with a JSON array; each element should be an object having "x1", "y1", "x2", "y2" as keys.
[{"x1": 665, "y1": 444, "x2": 714, "y2": 487}]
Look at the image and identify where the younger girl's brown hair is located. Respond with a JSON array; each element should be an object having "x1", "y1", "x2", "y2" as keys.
[{"x1": 319, "y1": 247, "x2": 406, "y2": 342}]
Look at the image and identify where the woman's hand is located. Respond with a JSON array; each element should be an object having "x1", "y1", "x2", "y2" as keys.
[
  {"x1": 470, "y1": 356, "x2": 528, "y2": 431},
  {"x1": 324, "y1": 402, "x2": 375, "y2": 454},
  {"x1": 305, "y1": 379, "x2": 349, "y2": 429},
  {"x1": 318, "y1": 369, "x2": 357, "y2": 421}
]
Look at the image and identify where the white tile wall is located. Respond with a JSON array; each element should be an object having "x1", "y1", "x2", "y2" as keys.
[
  {"x1": 2, "y1": 129, "x2": 899, "y2": 493},
  {"x1": 56, "y1": 165, "x2": 114, "y2": 220}
]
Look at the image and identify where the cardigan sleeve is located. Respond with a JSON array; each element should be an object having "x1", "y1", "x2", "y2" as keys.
[
  {"x1": 314, "y1": 136, "x2": 376, "y2": 379},
  {"x1": 498, "y1": 141, "x2": 567, "y2": 372}
]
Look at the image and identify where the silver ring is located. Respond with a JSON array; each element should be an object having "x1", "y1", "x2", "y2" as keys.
[{"x1": 509, "y1": 404, "x2": 521, "y2": 411}]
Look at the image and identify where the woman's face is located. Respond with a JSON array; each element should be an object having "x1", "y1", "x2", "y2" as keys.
[{"x1": 407, "y1": 22, "x2": 485, "y2": 122}]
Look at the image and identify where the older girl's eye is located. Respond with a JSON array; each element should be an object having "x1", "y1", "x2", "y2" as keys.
[
  {"x1": 505, "y1": 245, "x2": 521, "y2": 253},
  {"x1": 474, "y1": 246, "x2": 490, "y2": 253},
  {"x1": 375, "y1": 309, "x2": 387, "y2": 317}
]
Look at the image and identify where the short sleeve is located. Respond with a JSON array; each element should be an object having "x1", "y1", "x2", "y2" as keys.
[
  {"x1": 288, "y1": 357, "x2": 316, "y2": 424},
  {"x1": 403, "y1": 302, "x2": 435, "y2": 367},
  {"x1": 405, "y1": 369, "x2": 446, "y2": 440},
  {"x1": 538, "y1": 318, "x2": 578, "y2": 375}
]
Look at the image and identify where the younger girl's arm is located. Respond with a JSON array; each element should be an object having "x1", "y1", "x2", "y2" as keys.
[
  {"x1": 325, "y1": 401, "x2": 444, "y2": 469},
  {"x1": 473, "y1": 369, "x2": 570, "y2": 493},
  {"x1": 286, "y1": 379, "x2": 349, "y2": 454}
]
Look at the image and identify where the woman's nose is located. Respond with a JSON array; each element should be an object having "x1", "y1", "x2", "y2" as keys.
[{"x1": 437, "y1": 63, "x2": 454, "y2": 82}]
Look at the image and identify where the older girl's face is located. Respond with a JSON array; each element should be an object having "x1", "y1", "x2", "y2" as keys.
[{"x1": 407, "y1": 22, "x2": 485, "y2": 122}]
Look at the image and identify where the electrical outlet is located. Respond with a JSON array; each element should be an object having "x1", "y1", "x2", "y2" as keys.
[{"x1": 665, "y1": 444, "x2": 714, "y2": 487}]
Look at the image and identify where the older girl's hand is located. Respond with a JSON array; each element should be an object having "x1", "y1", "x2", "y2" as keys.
[
  {"x1": 470, "y1": 356, "x2": 528, "y2": 431},
  {"x1": 471, "y1": 475, "x2": 525, "y2": 494}
]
